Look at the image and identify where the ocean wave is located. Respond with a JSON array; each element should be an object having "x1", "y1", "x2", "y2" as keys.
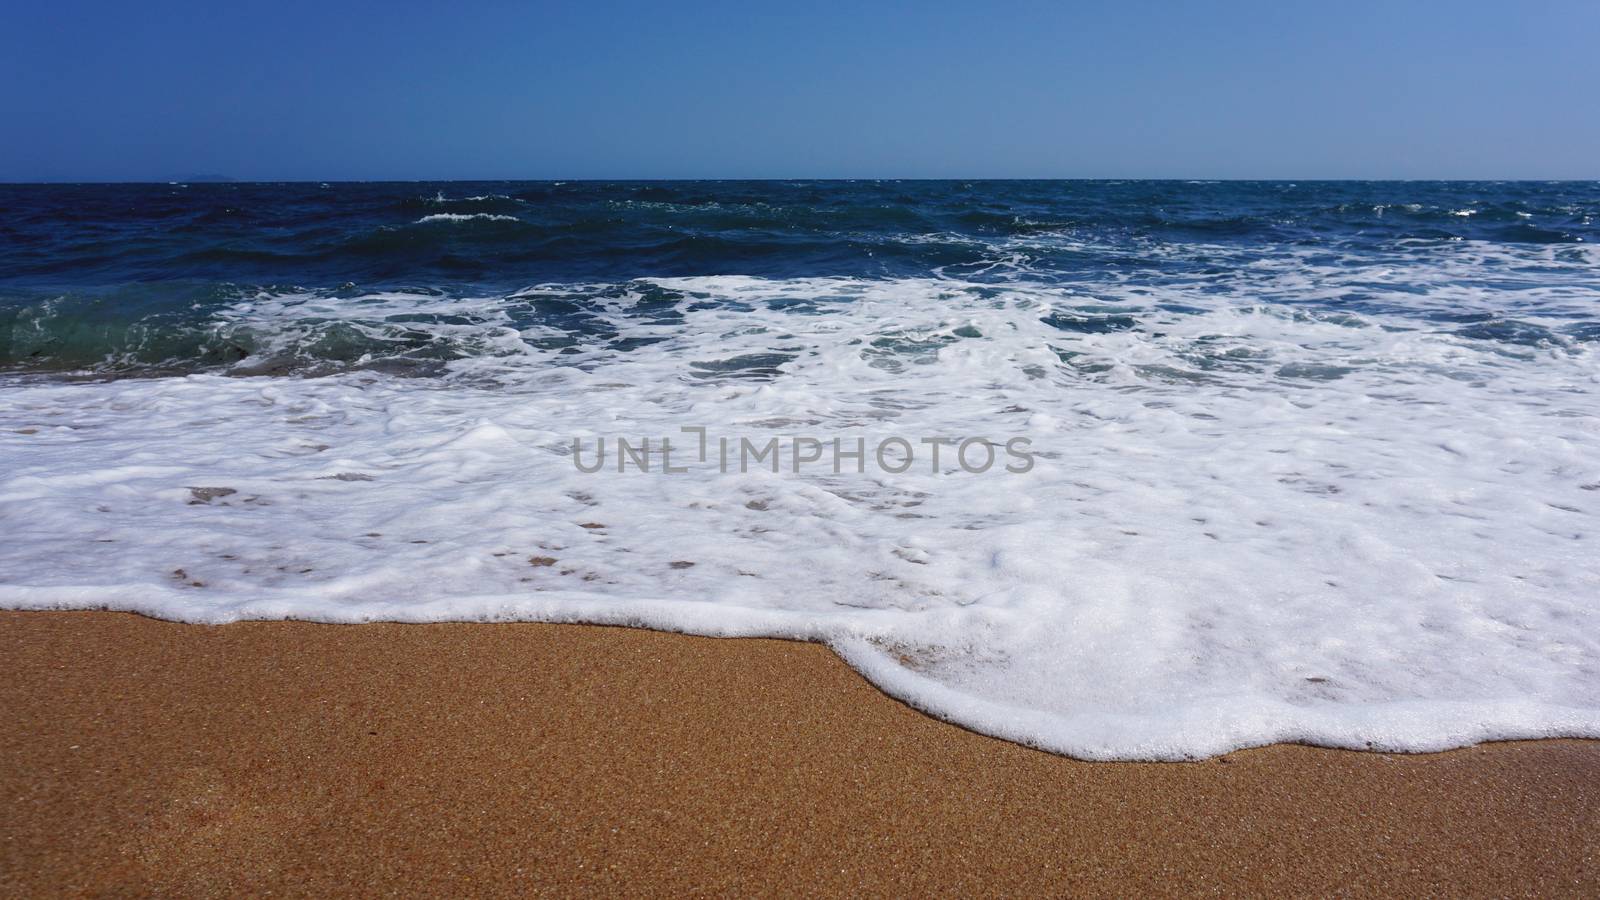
[
  {"x1": 5, "y1": 230, "x2": 1599, "y2": 377},
  {"x1": 3, "y1": 180, "x2": 1600, "y2": 760},
  {"x1": 413, "y1": 212, "x2": 521, "y2": 224},
  {"x1": 396, "y1": 192, "x2": 528, "y2": 215},
  {"x1": 3, "y1": 271, "x2": 1599, "y2": 759}
]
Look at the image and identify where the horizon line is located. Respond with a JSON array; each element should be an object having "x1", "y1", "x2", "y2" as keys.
[{"x1": 5, "y1": 176, "x2": 1599, "y2": 186}]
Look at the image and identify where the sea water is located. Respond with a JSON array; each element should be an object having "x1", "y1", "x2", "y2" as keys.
[{"x1": 2, "y1": 180, "x2": 1597, "y2": 759}]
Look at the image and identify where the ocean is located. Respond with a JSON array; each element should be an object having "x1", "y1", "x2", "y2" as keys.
[{"x1": 2, "y1": 180, "x2": 1598, "y2": 759}]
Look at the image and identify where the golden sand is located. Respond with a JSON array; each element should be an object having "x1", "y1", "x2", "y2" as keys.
[{"x1": 1, "y1": 611, "x2": 1596, "y2": 895}]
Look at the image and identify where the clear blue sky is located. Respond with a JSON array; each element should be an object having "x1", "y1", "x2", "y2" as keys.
[{"x1": 4, "y1": 0, "x2": 1598, "y2": 181}]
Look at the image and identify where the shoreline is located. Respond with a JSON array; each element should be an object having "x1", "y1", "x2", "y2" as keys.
[{"x1": 2, "y1": 610, "x2": 1597, "y2": 894}]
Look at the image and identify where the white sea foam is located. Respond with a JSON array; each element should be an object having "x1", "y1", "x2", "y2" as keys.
[
  {"x1": 2, "y1": 265, "x2": 1598, "y2": 759},
  {"x1": 414, "y1": 213, "x2": 519, "y2": 224},
  {"x1": 425, "y1": 192, "x2": 519, "y2": 204}
]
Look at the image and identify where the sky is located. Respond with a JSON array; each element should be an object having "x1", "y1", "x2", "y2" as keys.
[{"x1": 3, "y1": 0, "x2": 1599, "y2": 181}]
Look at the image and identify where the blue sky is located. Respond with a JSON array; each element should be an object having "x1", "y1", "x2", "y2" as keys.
[{"x1": 4, "y1": 0, "x2": 1598, "y2": 181}]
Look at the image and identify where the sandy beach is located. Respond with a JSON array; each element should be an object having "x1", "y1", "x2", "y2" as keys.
[{"x1": 0, "y1": 611, "x2": 1594, "y2": 896}]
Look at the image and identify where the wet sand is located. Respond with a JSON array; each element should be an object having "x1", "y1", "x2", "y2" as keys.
[{"x1": 1, "y1": 611, "x2": 1596, "y2": 896}]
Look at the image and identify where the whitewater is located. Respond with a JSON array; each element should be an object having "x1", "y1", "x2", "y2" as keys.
[{"x1": 2, "y1": 182, "x2": 1598, "y2": 759}]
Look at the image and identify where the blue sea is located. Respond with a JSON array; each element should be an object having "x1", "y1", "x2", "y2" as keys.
[
  {"x1": 2, "y1": 180, "x2": 1598, "y2": 758},
  {"x1": 3, "y1": 181, "x2": 1598, "y2": 373}
]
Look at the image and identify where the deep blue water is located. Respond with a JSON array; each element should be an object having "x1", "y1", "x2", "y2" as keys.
[{"x1": 2, "y1": 180, "x2": 1597, "y2": 374}]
